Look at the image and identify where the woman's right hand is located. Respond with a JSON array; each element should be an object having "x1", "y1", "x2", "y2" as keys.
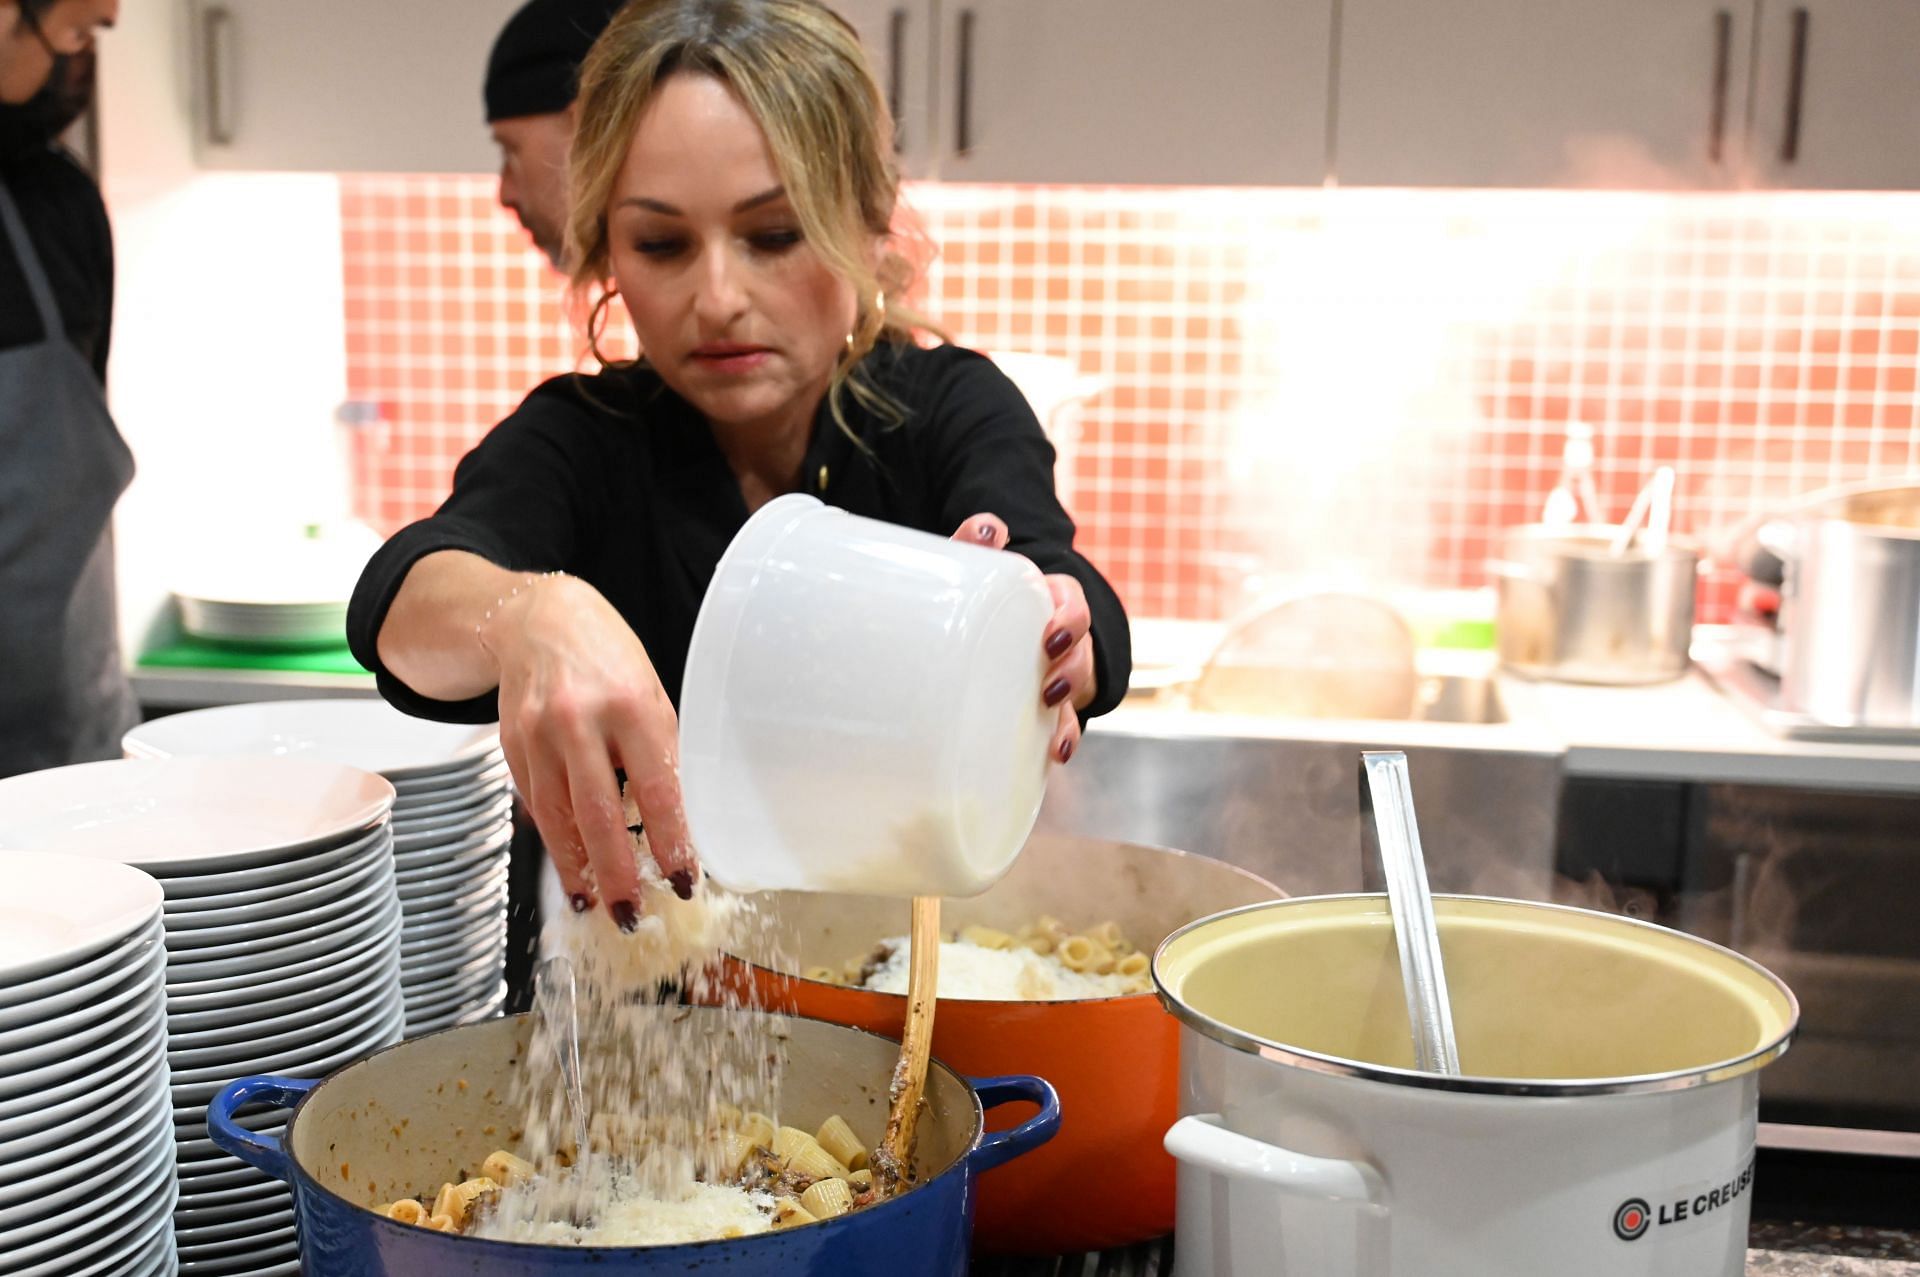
[{"x1": 480, "y1": 573, "x2": 699, "y2": 930}]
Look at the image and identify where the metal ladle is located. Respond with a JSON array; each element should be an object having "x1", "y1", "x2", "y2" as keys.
[
  {"x1": 533, "y1": 955, "x2": 590, "y2": 1160},
  {"x1": 1359, "y1": 751, "x2": 1462, "y2": 1075}
]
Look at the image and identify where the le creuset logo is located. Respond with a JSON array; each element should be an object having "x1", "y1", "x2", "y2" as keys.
[{"x1": 1613, "y1": 1156, "x2": 1756, "y2": 1242}]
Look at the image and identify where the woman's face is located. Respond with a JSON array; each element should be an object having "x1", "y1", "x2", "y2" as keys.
[
  {"x1": 607, "y1": 71, "x2": 858, "y2": 440},
  {"x1": 0, "y1": 0, "x2": 116, "y2": 104}
]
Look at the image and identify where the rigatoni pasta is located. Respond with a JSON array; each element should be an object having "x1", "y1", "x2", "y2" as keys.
[{"x1": 377, "y1": 1103, "x2": 882, "y2": 1243}]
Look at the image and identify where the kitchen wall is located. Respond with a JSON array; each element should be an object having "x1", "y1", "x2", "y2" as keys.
[
  {"x1": 96, "y1": 0, "x2": 352, "y2": 655},
  {"x1": 338, "y1": 176, "x2": 1920, "y2": 625}
]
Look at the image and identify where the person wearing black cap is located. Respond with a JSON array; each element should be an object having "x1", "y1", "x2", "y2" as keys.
[{"x1": 484, "y1": 0, "x2": 624, "y2": 269}]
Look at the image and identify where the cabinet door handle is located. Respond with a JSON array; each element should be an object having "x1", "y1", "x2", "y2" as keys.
[
  {"x1": 887, "y1": 7, "x2": 907, "y2": 150},
  {"x1": 955, "y1": 8, "x2": 975, "y2": 157},
  {"x1": 1781, "y1": 6, "x2": 1810, "y2": 164},
  {"x1": 202, "y1": 3, "x2": 235, "y2": 147},
  {"x1": 1708, "y1": 9, "x2": 1732, "y2": 163}
]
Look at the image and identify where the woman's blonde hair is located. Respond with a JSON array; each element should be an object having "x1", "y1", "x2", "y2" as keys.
[{"x1": 567, "y1": 0, "x2": 940, "y2": 432}]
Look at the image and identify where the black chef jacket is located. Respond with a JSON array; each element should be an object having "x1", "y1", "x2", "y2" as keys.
[
  {"x1": 347, "y1": 341, "x2": 1132, "y2": 725},
  {"x1": 0, "y1": 143, "x2": 111, "y2": 381}
]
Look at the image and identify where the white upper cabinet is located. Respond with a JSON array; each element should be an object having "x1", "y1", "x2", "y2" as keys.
[
  {"x1": 872, "y1": 0, "x2": 1332, "y2": 185},
  {"x1": 1332, "y1": 0, "x2": 1753, "y2": 188},
  {"x1": 1746, "y1": 0, "x2": 1920, "y2": 190},
  {"x1": 188, "y1": 0, "x2": 524, "y2": 173}
]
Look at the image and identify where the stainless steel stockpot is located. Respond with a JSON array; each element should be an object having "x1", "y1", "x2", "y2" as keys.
[
  {"x1": 1772, "y1": 482, "x2": 1920, "y2": 726},
  {"x1": 1494, "y1": 524, "x2": 1699, "y2": 684}
]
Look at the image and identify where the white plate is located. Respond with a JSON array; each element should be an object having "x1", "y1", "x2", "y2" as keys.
[
  {"x1": 169, "y1": 983, "x2": 404, "y2": 1069},
  {"x1": 0, "y1": 758, "x2": 394, "y2": 871},
  {"x1": 36, "y1": 1174, "x2": 179, "y2": 1277},
  {"x1": 0, "y1": 1028, "x2": 165, "y2": 1145},
  {"x1": 0, "y1": 913, "x2": 163, "y2": 1029},
  {"x1": 3, "y1": 1048, "x2": 169, "y2": 1177},
  {"x1": 0, "y1": 1085, "x2": 171, "y2": 1225},
  {"x1": 175, "y1": 1157, "x2": 277, "y2": 1195},
  {"x1": 175, "y1": 1231, "x2": 300, "y2": 1270},
  {"x1": 165, "y1": 910, "x2": 398, "y2": 1001},
  {"x1": 167, "y1": 1002, "x2": 404, "y2": 1094},
  {"x1": 0, "y1": 849, "x2": 163, "y2": 988},
  {"x1": 393, "y1": 810, "x2": 514, "y2": 858},
  {"x1": 400, "y1": 904, "x2": 507, "y2": 959},
  {"x1": 163, "y1": 893, "x2": 399, "y2": 983},
  {"x1": 392, "y1": 790, "x2": 514, "y2": 835},
  {"x1": 168, "y1": 946, "x2": 397, "y2": 1035},
  {"x1": 0, "y1": 964, "x2": 164, "y2": 1078},
  {"x1": 405, "y1": 973, "x2": 504, "y2": 1022},
  {"x1": 389, "y1": 750, "x2": 508, "y2": 795},
  {"x1": 162, "y1": 828, "x2": 392, "y2": 919},
  {"x1": 407, "y1": 985, "x2": 508, "y2": 1036},
  {"x1": 173, "y1": 1174, "x2": 287, "y2": 1214},
  {"x1": 395, "y1": 859, "x2": 511, "y2": 914},
  {"x1": 393, "y1": 830, "x2": 513, "y2": 885},
  {"x1": 405, "y1": 956, "x2": 505, "y2": 1003},
  {"x1": 174, "y1": 1202, "x2": 296, "y2": 1245},
  {"x1": 157, "y1": 825, "x2": 391, "y2": 902},
  {"x1": 0, "y1": 1003, "x2": 166, "y2": 1126},
  {"x1": 4, "y1": 1126, "x2": 176, "y2": 1270},
  {"x1": 163, "y1": 867, "x2": 395, "y2": 953},
  {"x1": 393, "y1": 816, "x2": 514, "y2": 862},
  {"x1": 124, "y1": 701, "x2": 501, "y2": 781},
  {"x1": 390, "y1": 761, "x2": 513, "y2": 809}
]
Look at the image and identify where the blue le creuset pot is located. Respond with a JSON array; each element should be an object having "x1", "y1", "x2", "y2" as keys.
[{"x1": 209, "y1": 1009, "x2": 1059, "y2": 1275}]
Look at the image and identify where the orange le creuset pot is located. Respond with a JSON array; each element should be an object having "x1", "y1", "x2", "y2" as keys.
[{"x1": 698, "y1": 833, "x2": 1282, "y2": 1255}]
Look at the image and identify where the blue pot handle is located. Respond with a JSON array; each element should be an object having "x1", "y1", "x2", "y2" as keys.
[
  {"x1": 964, "y1": 1073, "x2": 1060, "y2": 1175},
  {"x1": 207, "y1": 1075, "x2": 317, "y2": 1183}
]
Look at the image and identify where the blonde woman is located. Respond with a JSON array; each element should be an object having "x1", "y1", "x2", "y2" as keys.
[{"x1": 348, "y1": 0, "x2": 1130, "y2": 931}]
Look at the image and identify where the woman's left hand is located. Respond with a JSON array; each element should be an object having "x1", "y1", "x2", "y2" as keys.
[{"x1": 953, "y1": 513, "x2": 1096, "y2": 765}]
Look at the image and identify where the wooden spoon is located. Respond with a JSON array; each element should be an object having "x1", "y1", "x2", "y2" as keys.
[{"x1": 875, "y1": 894, "x2": 941, "y2": 1197}]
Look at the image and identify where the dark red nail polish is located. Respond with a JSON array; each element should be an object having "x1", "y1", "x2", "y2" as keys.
[
  {"x1": 1043, "y1": 677, "x2": 1072, "y2": 707},
  {"x1": 1058, "y1": 738, "x2": 1074, "y2": 763},
  {"x1": 668, "y1": 869, "x2": 694, "y2": 901},
  {"x1": 1045, "y1": 629, "x2": 1072, "y2": 659},
  {"x1": 976, "y1": 522, "x2": 997, "y2": 544},
  {"x1": 570, "y1": 893, "x2": 592, "y2": 914},
  {"x1": 612, "y1": 900, "x2": 639, "y2": 933}
]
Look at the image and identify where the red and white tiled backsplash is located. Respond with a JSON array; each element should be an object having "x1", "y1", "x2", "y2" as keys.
[{"x1": 342, "y1": 179, "x2": 1920, "y2": 624}]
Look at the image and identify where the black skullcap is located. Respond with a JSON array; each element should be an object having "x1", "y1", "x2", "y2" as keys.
[{"x1": 484, "y1": 0, "x2": 627, "y2": 123}]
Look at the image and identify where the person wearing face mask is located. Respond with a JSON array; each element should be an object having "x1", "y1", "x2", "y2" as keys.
[
  {"x1": 485, "y1": 0, "x2": 625, "y2": 270},
  {"x1": 0, "y1": 0, "x2": 136, "y2": 780},
  {"x1": 349, "y1": 0, "x2": 1131, "y2": 933}
]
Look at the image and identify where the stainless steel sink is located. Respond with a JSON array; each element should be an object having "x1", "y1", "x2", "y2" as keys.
[{"x1": 1416, "y1": 672, "x2": 1508, "y2": 724}]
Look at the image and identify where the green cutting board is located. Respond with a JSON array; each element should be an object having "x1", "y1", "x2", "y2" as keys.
[{"x1": 138, "y1": 635, "x2": 370, "y2": 676}]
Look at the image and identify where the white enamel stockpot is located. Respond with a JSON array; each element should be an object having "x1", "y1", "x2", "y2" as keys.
[{"x1": 1153, "y1": 895, "x2": 1797, "y2": 1277}]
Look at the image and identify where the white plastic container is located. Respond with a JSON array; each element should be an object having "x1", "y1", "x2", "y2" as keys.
[{"x1": 679, "y1": 494, "x2": 1056, "y2": 897}]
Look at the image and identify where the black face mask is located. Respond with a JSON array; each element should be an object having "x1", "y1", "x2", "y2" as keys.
[{"x1": 0, "y1": 46, "x2": 96, "y2": 163}]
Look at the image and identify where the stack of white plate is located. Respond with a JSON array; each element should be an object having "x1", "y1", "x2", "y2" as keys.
[
  {"x1": 0, "y1": 757, "x2": 403, "y2": 1277},
  {"x1": 124, "y1": 699, "x2": 514, "y2": 1035},
  {"x1": 174, "y1": 595, "x2": 349, "y2": 649},
  {"x1": 1, "y1": 849, "x2": 176, "y2": 1277}
]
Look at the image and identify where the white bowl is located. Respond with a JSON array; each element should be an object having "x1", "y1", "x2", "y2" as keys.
[{"x1": 680, "y1": 493, "x2": 1054, "y2": 897}]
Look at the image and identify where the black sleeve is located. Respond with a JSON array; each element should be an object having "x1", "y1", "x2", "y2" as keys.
[
  {"x1": 345, "y1": 381, "x2": 614, "y2": 724},
  {"x1": 915, "y1": 348, "x2": 1132, "y2": 719}
]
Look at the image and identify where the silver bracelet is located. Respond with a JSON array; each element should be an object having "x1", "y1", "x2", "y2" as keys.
[{"x1": 475, "y1": 570, "x2": 566, "y2": 655}]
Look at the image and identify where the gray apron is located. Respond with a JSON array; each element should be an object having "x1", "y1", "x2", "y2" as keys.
[{"x1": 0, "y1": 175, "x2": 137, "y2": 778}]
